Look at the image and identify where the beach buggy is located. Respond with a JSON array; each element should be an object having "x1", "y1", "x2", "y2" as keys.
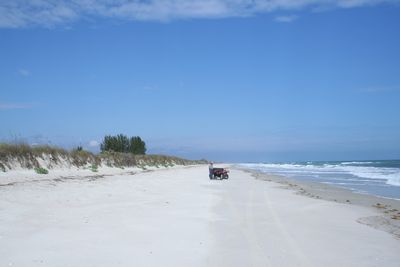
[{"x1": 210, "y1": 167, "x2": 229, "y2": 180}]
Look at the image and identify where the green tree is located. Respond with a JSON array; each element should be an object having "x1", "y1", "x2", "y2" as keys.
[
  {"x1": 100, "y1": 134, "x2": 146, "y2": 155},
  {"x1": 128, "y1": 136, "x2": 146, "y2": 155}
]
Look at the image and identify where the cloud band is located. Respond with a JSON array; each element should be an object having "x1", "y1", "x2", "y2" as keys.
[{"x1": 0, "y1": 0, "x2": 398, "y2": 28}]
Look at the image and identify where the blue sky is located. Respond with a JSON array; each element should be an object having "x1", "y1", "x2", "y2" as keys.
[{"x1": 1, "y1": 1, "x2": 400, "y2": 162}]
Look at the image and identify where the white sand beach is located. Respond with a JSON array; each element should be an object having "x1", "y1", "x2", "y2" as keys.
[{"x1": 1, "y1": 165, "x2": 399, "y2": 266}]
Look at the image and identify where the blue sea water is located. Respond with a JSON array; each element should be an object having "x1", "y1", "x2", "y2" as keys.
[{"x1": 240, "y1": 160, "x2": 400, "y2": 200}]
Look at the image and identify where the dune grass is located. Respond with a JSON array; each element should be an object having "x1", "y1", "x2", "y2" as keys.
[{"x1": 0, "y1": 143, "x2": 206, "y2": 172}]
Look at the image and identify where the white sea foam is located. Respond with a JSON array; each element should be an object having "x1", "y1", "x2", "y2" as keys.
[
  {"x1": 342, "y1": 166, "x2": 400, "y2": 186},
  {"x1": 340, "y1": 161, "x2": 374, "y2": 165},
  {"x1": 240, "y1": 162, "x2": 400, "y2": 187}
]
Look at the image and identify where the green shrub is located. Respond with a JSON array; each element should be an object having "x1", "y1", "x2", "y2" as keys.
[
  {"x1": 35, "y1": 167, "x2": 49, "y2": 174},
  {"x1": 90, "y1": 164, "x2": 98, "y2": 172}
]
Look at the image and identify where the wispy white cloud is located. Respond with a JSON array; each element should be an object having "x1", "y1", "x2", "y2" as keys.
[
  {"x1": 88, "y1": 140, "x2": 100, "y2": 147},
  {"x1": 18, "y1": 68, "x2": 31, "y2": 76},
  {"x1": 142, "y1": 85, "x2": 158, "y2": 92},
  {"x1": 0, "y1": 103, "x2": 33, "y2": 110},
  {"x1": 274, "y1": 15, "x2": 298, "y2": 22},
  {"x1": 0, "y1": 0, "x2": 398, "y2": 28}
]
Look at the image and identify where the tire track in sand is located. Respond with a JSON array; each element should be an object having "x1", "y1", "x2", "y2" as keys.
[{"x1": 223, "y1": 177, "x2": 310, "y2": 266}]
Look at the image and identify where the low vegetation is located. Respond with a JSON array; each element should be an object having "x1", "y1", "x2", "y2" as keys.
[
  {"x1": 0, "y1": 143, "x2": 68, "y2": 169},
  {"x1": 90, "y1": 164, "x2": 98, "y2": 172},
  {"x1": 70, "y1": 148, "x2": 100, "y2": 167},
  {"x1": 34, "y1": 167, "x2": 49, "y2": 174},
  {"x1": 0, "y1": 143, "x2": 206, "y2": 172}
]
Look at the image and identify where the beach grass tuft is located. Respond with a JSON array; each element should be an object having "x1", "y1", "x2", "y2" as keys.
[
  {"x1": 90, "y1": 164, "x2": 98, "y2": 172},
  {"x1": 34, "y1": 167, "x2": 49, "y2": 174}
]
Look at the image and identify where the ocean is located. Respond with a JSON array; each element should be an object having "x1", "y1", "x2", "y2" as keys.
[{"x1": 240, "y1": 160, "x2": 400, "y2": 200}]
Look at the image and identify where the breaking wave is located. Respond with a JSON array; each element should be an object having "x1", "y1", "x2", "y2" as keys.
[{"x1": 241, "y1": 161, "x2": 400, "y2": 187}]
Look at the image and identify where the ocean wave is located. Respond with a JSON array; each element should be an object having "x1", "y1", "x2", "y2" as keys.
[
  {"x1": 340, "y1": 161, "x2": 374, "y2": 165},
  {"x1": 322, "y1": 182, "x2": 368, "y2": 186},
  {"x1": 348, "y1": 168, "x2": 400, "y2": 186},
  {"x1": 240, "y1": 162, "x2": 400, "y2": 187}
]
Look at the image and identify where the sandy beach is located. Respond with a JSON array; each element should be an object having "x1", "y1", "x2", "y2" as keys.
[{"x1": 1, "y1": 165, "x2": 400, "y2": 266}]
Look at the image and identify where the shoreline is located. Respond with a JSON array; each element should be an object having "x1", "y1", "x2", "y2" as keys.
[
  {"x1": 237, "y1": 161, "x2": 400, "y2": 200},
  {"x1": 235, "y1": 166, "x2": 400, "y2": 238}
]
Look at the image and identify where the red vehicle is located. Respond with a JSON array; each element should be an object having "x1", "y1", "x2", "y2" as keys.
[{"x1": 210, "y1": 168, "x2": 229, "y2": 180}]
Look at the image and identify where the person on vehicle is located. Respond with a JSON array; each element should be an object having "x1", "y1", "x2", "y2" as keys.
[{"x1": 209, "y1": 162, "x2": 214, "y2": 179}]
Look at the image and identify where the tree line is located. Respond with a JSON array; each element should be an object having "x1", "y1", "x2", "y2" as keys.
[{"x1": 100, "y1": 134, "x2": 146, "y2": 155}]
